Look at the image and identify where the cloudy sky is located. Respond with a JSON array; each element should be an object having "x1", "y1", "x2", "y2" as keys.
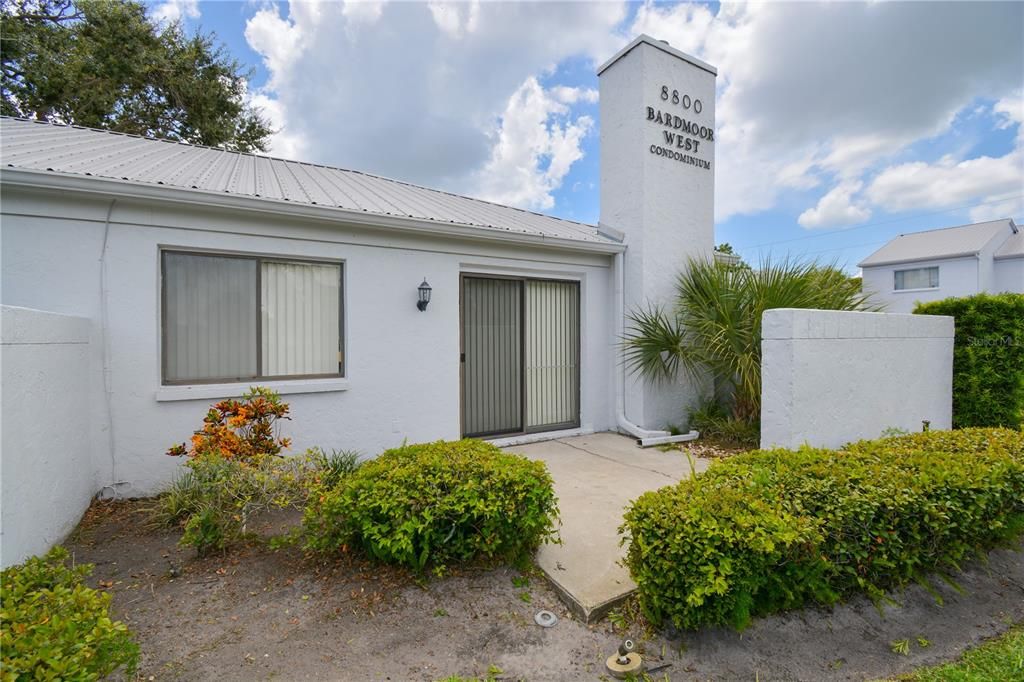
[{"x1": 149, "y1": 0, "x2": 1023, "y2": 272}]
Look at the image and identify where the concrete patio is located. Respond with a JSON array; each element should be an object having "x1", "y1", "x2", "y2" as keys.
[{"x1": 505, "y1": 432, "x2": 712, "y2": 623}]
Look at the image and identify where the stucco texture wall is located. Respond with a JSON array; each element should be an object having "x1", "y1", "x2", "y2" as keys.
[
  {"x1": 994, "y1": 258, "x2": 1024, "y2": 292},
  {"x1": 600, "y1": 41, "x2": 716, "y2": 430},
  {"x1": 861, "y1": 257, "x2": 979, "y2": 314},
  {"x1": 1, "y1": 187, "x2": 615, "y2": 497},
  {"x1": 760, "y1": 309, "x2": 954, "y2": 450},
  {"x1": 1, "y1": 305, "x2": 95, "y2": 567}
]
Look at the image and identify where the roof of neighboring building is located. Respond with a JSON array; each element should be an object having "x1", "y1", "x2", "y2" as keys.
[
  {"x1": 858, "y1": 218, "x2": 1017, "y2": 268},
  {"x1": 994, "y1": 225, "x2": 1024, "y2": 259},
  {"x1": 0, "y1": 116, "x2": 619, "y2": 249}
]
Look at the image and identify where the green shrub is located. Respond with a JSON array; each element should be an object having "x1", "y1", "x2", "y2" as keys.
[
  {"x1": 915, "y1": 293, "x2": 1024, "y2": 429},
  {"x1": 304, "y1": 440, "x2": 559, "y2": 571},
  {"x1": 688, "y1": 398, "x2": 760, "y2": 446},
  {"x1": 621, "y1": 428, "x2": 1024, "y2": 631},
  {"x1": 309, "y1": 447, "x2": 362, "y2": 489},
  {"x1": 154, "y1": 450, "x2": 326, "y2": 555},
  {"x1": 157, "y1": 389, "x2": 359, "y2": 555},
  {"x1": 1, "y1": 546, "x2": 139, "y2": 680}
]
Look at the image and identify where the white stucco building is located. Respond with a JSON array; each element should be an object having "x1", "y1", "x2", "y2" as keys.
[
  {"x1": 1, "y1": 36, "x2": 718, "y2": 565},
  {"x1": 859, "y1": 218, "x2": 1024, "y2": 313}
]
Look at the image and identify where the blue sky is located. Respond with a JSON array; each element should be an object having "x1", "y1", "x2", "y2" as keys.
[{"x1": 151, "y1": 1, "x2": 1023, "y2": 273}]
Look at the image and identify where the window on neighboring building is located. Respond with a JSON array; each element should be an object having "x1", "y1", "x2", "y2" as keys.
[
  {"x1": 893, "y1": 266, "x2": 939, "y2": 291},
  {"x1": 161, "y1": 251, "x2": 343, "y2": 384}
]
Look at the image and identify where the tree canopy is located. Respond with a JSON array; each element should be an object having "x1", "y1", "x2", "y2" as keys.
[{"x1": 1, "y1": 0, "x2": 272, "y2": 152}]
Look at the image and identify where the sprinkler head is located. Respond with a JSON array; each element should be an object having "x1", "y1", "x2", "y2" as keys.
[{"x1": 606, "y1": 639, "x2": 642, "y2": 679}]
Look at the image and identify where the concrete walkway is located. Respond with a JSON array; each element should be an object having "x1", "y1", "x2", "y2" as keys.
[{"x1": 505, "y1": 432, "x2": 711, "y2": 622}]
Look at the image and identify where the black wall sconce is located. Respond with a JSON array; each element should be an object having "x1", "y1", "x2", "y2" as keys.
[{"x1": 417, "y1": 278, "x2": 432, "y2": 311}]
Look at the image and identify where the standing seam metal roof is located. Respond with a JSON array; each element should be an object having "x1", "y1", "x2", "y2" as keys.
[
  {"x1": 857, "y1": 218, "x2": 1016, "y2": 267},
  {"x1": 0, "y1": 116, "x2": 616, "y2": 246},
  {"x1": 994, "y1": 226, "x2": 1024, "y2": 259}
]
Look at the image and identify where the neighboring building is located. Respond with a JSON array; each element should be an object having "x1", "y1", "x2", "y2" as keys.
[
  {"x1": 859, "y1": 218, "x2": 1024, "y2": 313},
  {"x1": 1, "y1": 36, "x2": 718, "y2": 564}
]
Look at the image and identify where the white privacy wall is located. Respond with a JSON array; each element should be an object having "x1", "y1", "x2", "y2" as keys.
[
  {"x1": 1, "y1": 306, "x2": 95, "y2": 567},
  {"x1": 760, "y1": 309, "x2": 954, "y2": 450}
]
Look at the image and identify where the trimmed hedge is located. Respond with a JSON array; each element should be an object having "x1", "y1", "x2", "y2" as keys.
[
  {"x1": 621, "y1": 428, "x2": 1024, "y2": 631},
  {"x1": 1, "y1": 546, "x2": 139, "y2": 680},
  {"x1": 304, "y1": 440, "x2": 558, "y2": 571},
  {"x1": 915, "y1": 293, "x2": 1024, "y2": 429}
]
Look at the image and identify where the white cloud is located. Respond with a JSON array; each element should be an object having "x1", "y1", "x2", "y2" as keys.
[
  {"x1": 246, "y1": 90, "x2": 307, "y2": 161},
  {"x1": 341, "y1": 0, "x2": 385, "y2": 25},
  {"x1": 994, "y1": 92, "x2": 1023, "y2": 128},
  {"x1": 150, "y1": 0, "x2": 199, "y2": 25},
  {"x1": 866, "y1": 150, "x2": 1024, "y2": 217},
  {"x1": 244, "y1": 5, "x2": 308, "y2": 85},
  {"x1": 242, "y1": 1, "x2": 1022, "y2": 223},
  {"x1": 473, "y1": 78, "x2": 593, "y2": 210},
  {"x1": 626, "y1": 1, "x2": 1023, "y2": 223},
  {"x1": 427, "y1": 1, "x2": 480, "y2": 39},
  {"x1": 549, "y1": 86, "x2": 599, "y2": 105},
  {"x1": 244, "y1": 2, "x2": 624, "y2": 208},
  {"x1": 798, "y1": 181, "x2": 871, "y2": 229}
]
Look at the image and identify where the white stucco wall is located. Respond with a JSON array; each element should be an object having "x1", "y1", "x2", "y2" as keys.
[
  {"x1": 1, "y1": 306, "x2": 95, "y2": 567},
  {"x1": 599, "y1": 38, "x2": 716, "y2": 430},
  {"x1": 760, "y1": 308, "x2": 953, "y2": 450},
  {"x1": 1, "y1": 186, "x2": 616, "y2": 496},
  {"x1": 994, "y1": 258, "x2": 1024, "y2": 292},
  {"x1": 861, "y1": 256, "x2": 979, "y2": 313}
]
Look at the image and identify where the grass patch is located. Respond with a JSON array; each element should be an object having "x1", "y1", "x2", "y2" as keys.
[{"x1": 893, "y1": 625, "x2": 1023, "y2": 681}]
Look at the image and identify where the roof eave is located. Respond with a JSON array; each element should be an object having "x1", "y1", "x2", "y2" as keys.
[
  {"x1": 858, "y1": 251, "x2": 981, "y2": 268},
  {"x1": 0, "y1": 168, "x2": 625, "y2": 255}
]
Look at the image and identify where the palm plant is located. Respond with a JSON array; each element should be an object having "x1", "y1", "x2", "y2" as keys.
[{"x1": 624, "y1": 257, "x2": 879, "y2": 422}]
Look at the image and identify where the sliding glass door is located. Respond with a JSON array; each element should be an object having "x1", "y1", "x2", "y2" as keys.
[{"x1": 461, "y1": 276, "x2": 580, "y2": 438}]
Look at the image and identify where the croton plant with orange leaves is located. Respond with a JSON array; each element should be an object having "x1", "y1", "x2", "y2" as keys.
[{"x1": 167, "y1": 386, "x2": 291, "y2": 461}]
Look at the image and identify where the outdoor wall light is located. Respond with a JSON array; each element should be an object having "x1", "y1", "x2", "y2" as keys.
[{"x1": 417, "y1": 278, "x2": 432, "y2": 311}]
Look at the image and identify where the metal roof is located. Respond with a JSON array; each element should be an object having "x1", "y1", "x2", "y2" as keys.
[
  {"x1": 858, "y1": 218, "x2": 1016, "y2": 267},
  {"x1": 994, "y1": 223, "x2": 1024, "y2": 259},
  {"x1": 0, "y1": 117, "x2": 617, "y2": 248}
]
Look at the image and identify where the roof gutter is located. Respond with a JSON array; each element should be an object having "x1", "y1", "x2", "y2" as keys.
[
  {"x1": 857, "y1": 251, "x2": 981, "y2": 269},
  {"x1": 0, "y1": 168, "x2": 626, "y2": 256}
]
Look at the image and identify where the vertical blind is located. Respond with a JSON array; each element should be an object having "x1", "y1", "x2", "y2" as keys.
[
  {"x1": 894, "y1": 266, "x2": 939, "y2": 290},
  {"x1": 462, "y1": 278, "x2": 522, "y2": 437},
  {"x1": 162, "y1": 251, "x2": 342, "y2": 383},
  {"x1": 524, "y1": 280, "x2": 579, "y2": 429},
  {"x1": 163, "y1": 253, "x2": 258, "y2": 382},
  {"x1": 261, "y1": 261, "x2": 341, "y2": 376}
]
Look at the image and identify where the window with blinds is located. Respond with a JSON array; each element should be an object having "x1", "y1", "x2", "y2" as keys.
[
  {"x1": 893, "y1": 266, "x2": 939, "y2": 291},
  {"x1": 162, "y1": 251, "x2": 343, "y2": 384}
]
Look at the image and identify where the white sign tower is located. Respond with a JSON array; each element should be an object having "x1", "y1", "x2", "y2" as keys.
[{"x1": 599, "y1": 35, "x2": 717, "y2": 430}]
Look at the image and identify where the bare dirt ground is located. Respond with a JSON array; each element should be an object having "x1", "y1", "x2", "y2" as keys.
[{"x1": 67, "y1": 500, "x2": 1024, "y2": 682}]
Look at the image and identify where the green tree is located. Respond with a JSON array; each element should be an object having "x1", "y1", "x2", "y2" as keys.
[
  {"x1": 624, "y1": 257, "x2": 878, "y2": 422},
  {"x1": 1, "y1": 0, "x2": 272, "y2": 152}
]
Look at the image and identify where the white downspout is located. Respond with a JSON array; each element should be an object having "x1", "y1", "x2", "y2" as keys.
[{"x1": 614, "y1": 251, "x2": 699, "y2": 447}]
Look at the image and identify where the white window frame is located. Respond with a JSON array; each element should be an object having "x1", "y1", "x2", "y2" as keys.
[
  {"x1": 160, "y1": 249, "x2": 345, "y2": 386},
  {"x1": 893, "y1": 266, "x2": 939, "y2": 292}
]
